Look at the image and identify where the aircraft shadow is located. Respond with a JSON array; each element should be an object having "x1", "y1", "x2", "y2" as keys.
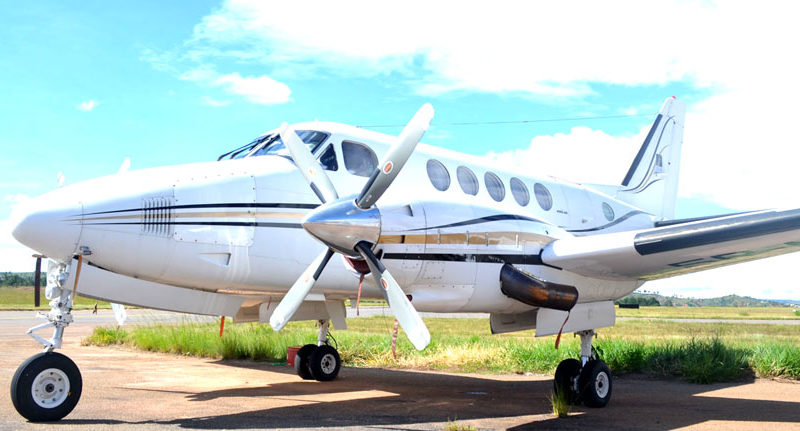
[{"x1": 57, "y1": 363, "x2": 800, "y2": 430}]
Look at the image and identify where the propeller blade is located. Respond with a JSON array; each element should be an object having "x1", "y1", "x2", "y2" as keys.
[
  {"x1": 355, "y1": 103, "x2": 434, "y2": 209},
  {"x1": 279, "y1": 123, "x2": 339, "y2": 204},
  {"x1": 33, "y1": 255, "x2": 43, "y2": 307},
  {"x1": 355, "y1": 242, "x2": 430, "y2": 350},
  {"x1": 269, "y1": 248, "x2": 334, "y2": 331}
]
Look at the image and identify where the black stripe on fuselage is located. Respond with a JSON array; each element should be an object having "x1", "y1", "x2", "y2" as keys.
[
  {"x1": 383, "y1": 252, "x2": 545, "y2": 266},
  {"x1": 82, "y1": 221, "x2": 303, "y2": 229},
  {"x1": 414, "y1": 214, "x2": 544, "y2": 231},
  {"x1": 83, "y1": 202, "x2": 319, "y2": 216},
  {"x1": 566, "y1": 210, "x2": 647, "y2": 233},
  {"x1": 634, "y1": 209, "x2": 800, "y2": 255}
]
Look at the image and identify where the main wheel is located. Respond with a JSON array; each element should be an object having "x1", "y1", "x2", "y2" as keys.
[
  {"x1": 308, "y1": 345, "x2": 341, "y2": 382},
  {"x1": 11, "y1": 352, "x2": 82, "y2": 422},
  {"x1": 294, "y1": 344, "x2": 318, "y2": 380},
  {"x1": 578, "y1": 359, "x2": 612, "y2": 408},
  {"x1": 553, "y1": 358, "x2": 581, "y2": 404}
]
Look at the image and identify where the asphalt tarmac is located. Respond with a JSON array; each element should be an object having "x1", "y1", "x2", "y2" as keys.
[{"x1": 1, "y1": 310, "x2": 799, "y2": 430}]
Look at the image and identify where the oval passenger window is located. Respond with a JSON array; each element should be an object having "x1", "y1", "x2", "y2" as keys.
[
  {"x1": 510, "y1": 177, "x2": 530, "y2": 206},
  {"x1": 484, "y1": 172, "x2": 505, "y2": 202},
  {"x1": 457, "y1": 166, "x2": 479, "y2": 196},
  {"x1": 534, "y1": 183, "x2": 553, "y2": 211},
  {"x1": 426, "y1": 159, "x2": 451, "y2": 191}
]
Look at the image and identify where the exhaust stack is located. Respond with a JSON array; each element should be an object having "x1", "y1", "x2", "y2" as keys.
[{"x1": 500, "y1": 263, "x2": 578, "y2": 311}]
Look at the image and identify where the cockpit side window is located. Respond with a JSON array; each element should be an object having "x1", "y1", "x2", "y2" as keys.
[
  {"x1": 217, "y1": 130, "x2": 330, "y2": 161},
  {"x1": 342, "y1": 141, "x2": 377, "y2": 177},
  {"x1": 318, "y1": 144, "x2": 338, "y2": 171}
]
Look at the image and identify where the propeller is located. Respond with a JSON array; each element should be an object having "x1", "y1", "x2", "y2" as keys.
[
  {"x1": 269, "y1": 104, "x2": 434, "y2": 350},
  {"x1": 32, "y1": 254, "x2": 45, "y2": 307}
]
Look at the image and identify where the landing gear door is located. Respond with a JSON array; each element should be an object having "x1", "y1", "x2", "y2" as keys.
[{"x1": 172, "y1": 174, "x2": 257, "y2": 246}]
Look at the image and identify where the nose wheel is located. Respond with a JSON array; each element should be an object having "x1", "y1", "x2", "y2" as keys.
[{"x1": 11, "y1": 352, "x2": 82, "y2": 422}]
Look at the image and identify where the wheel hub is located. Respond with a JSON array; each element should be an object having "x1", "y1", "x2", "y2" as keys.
[
  {"x1": 594, "y1": 371, "x2": 609, "y2": 398},
  {"x1": 31, "y1": 368, "x2": 70, "y2": 408},
  {"x1": 320, "y1": 353, "x2": 336, "y2": 374}
]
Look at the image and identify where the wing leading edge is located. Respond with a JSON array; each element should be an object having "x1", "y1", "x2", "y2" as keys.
[{"x1": 541, "y1": 209, "x2": 800, "y2": 280}]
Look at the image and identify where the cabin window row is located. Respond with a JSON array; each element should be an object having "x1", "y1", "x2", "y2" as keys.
[{"x1": 426, "y1": 159, "x2": 554, "y2": 211}]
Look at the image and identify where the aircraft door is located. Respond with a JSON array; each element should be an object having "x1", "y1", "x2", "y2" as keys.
[
  {"x1": 415, "y1": 201, "x2": 477, "y2": 312},
  {"x1": 377, "y1": 201, "x2": 426, "y2": 287}
]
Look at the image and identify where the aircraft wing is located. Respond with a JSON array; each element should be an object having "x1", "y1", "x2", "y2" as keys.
[{"x1": 541, "y1": 209, "x2": 800, "y2": 280}]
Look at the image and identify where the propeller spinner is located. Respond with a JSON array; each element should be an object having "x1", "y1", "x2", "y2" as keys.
[{"x1": 269, "y1": 104, "x2": 434, "y2": 350}]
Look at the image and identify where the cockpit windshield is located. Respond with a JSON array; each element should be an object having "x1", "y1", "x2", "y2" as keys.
[{"x1": 217, "y1": 130, "x2": 330, "y2": 161}]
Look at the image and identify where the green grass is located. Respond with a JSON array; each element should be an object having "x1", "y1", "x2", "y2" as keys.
[
  {"x1": 0, "y1": 286, "x2": 111, "y2": 310},
  {"x1": 549, "y1": 390, "x2": 573, "y2": 418},
  {"x1": 83, "y1": 316, "x2": 800, "y2": 383},
  {"x1": 616, "y1": 306, "x2": 800, "y2": 320}
]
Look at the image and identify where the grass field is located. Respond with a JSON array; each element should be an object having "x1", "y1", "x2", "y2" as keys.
[
  {"x1": 0, "y1": 286, "x2": 110, "y2": 310},
  {"x1": 616, "y1": 306, "x2": 800, "y2": 320},
  {"x1": 84, "y1": 314, "x2": 800, "y2": 383}
]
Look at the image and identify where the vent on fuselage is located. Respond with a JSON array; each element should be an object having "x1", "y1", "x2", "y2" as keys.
[{"x1": 142, "y1": 197, "x2": 173, "y2": 236}]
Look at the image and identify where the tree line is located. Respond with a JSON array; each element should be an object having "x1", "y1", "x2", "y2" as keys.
[{"x1": 0, "y1": 272, "x2": 45, "y2": 287}]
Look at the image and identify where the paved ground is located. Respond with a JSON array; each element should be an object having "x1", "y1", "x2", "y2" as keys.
[{"x1": 1, "y1": 310, "x2": 799, "y2": 430}]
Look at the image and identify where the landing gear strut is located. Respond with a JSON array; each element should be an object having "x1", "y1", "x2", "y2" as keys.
[
  {"x1": 553, "y1": 329, "x2": 612, "y2": 408},
  {"x1": 294, "y1": 319, "x2": 342, "y2": 382},
  {"x1": 12, "y1": 261, "x2": 82, "y2": 421}
]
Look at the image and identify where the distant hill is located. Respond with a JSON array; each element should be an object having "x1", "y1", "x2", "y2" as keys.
[{"x1": 617, "y1": 292, "x2": 791, "y2": 307}]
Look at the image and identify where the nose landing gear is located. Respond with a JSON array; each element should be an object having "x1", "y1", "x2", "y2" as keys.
[
  {"x1": 553, "y1": 329, "x2": 612, "y2": 408},
  {"x1": 12, "y1": 261, "x2": 82, "y2": 422},
  {"x1": 294, "y1": 319, "x2": 342, "y2": 382}
]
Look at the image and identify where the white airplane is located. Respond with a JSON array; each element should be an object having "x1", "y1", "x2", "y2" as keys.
[{"x1": 9, "y1": 97, "x2": 798, "y2": 421}]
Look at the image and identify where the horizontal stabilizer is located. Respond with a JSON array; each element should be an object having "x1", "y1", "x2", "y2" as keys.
[{"x1": 542, "y1": 209, "x2": 800, "y2": 280}]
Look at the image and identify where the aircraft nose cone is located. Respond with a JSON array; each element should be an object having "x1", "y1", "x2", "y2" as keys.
[
  {"x1": 302, "y1": 198, "x2": 380, "y2": 256},
  {"x1": 10, "y1": 191, "x2": 82, "y2": 262}
]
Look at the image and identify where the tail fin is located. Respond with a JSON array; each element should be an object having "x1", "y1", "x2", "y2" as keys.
[{"x1": 617, "y1": 97, "x2": 686, "y2": 220}]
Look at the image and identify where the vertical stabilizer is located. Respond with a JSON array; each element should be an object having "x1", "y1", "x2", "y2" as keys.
[{"x1": 617, "y1": 97, "x2": 685, "y2": 220}]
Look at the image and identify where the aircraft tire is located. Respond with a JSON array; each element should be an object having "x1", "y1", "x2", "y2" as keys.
[
  {"x1": 294, "y1": 344, "x2": 318, "y2": 380},
  {"x1": 308, "y1": 345, "x2": 341, "y2": 382},
  {"x1": 11, "y1": 352, "x2": 82, "y2": 422},
  {"x1": 578, "y1": 359, "x2": 612, "y2": 408},
  {"x1": 553, "y1": 358, "x2": 581, "y2": 405}
]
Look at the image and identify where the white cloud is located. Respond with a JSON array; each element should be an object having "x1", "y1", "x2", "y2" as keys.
[
  {"x1": 76, "y1": 100, "x2": 99, "y2": 112},
  {"x1": 200, "y1": 96, "x2": 231, "y2": 107},
  {"x1": 215, "y1": 73, "x2": 290, "y2": 105},
  {"x1": 174, "y1": 1, "x2": 800, "y2": 207},
  {"x1": 486, "y1": 125, "x2": 647, "y2": 185},
  {"x1": 180, "y1": 67, "x2": 290, "y2": 105}
]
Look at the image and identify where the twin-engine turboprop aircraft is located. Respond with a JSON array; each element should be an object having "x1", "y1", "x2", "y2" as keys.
[{"x1": 10, "y1": 97, "x2": 800, "y2": 421}]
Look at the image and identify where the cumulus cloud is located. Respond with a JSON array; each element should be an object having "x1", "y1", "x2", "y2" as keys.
[
  {"x1": 76, "y1": 100, "x2": 99, "y2": 112},
  {"x1": 180, "y1": 67, "x2": 290, "y2": 105},
  {"x1": 215, "y1": 73, "x2": 290, "y2": 104}
]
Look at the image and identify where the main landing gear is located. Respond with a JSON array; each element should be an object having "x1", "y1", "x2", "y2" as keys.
[
  {"x1": 294, "y1": 320, "x2": 342, "y2": 382},
  {"x1": 12, "y1": 262, "x2": 82, "y2": 422},
  {"x1": 553, "y1": 329, "x2": 612, "y2": 408}
]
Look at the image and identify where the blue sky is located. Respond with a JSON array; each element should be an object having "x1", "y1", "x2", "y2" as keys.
[{"x1": 2, "y1": 1, "x2": 798, "y2": 299}]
